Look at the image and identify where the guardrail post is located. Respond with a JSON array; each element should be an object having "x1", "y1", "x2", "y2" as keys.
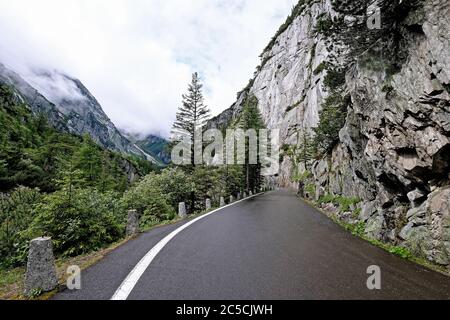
[
  {"x1": 24, "y1": 237, "x2": 58, "y2": 296},
  {"x1": 178, "y1": 202, "x2": 187, "y2": 218},
  {"x1": 126, "y1": 209, "x2": 140, "y2": 236}
]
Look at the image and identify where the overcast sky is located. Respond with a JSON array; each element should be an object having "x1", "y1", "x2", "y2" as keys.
[{"x1": 0, "y1": 0, "x2": 296, "y2": 137}]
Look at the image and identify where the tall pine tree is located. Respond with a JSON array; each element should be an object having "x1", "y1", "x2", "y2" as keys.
[
  {"x1": 239, "y1": 94, "x2": 265, "y2": 192},
  {"x1": 171, "y1": 72, "x2": 211, "y2": 166},
  {"x1": 171, "y1": 72, "x2": 211, "y2": 213}
]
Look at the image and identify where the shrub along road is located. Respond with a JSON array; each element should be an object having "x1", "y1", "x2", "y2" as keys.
[{"x1": 54, "y1": 190, "x2": 450, "y2": 300}]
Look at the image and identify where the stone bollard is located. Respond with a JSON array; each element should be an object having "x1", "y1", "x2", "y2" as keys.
[
  {"x1": 179, "y1": 202, "x2": 187, "y2": 218},
  {"x1": 220, "y1": 197, "x2": 225, "y2": 207},
  {"x1": 126, "y1": 209, "x2": 139, "y2": 236},
  {"x1": 24, "y1": 237, "x2": 58, "y2": 296},
  {"x1": 237, "y1": 193, "x2": 241, "y2": 200},
  {"x1": 230, "y1": 195, "x2": 234, "y2": 203},
  {"x1": 250, "y1": 190, "x2": 253, "y2": 196},
  {"x1": 243, "y1": 191, "x2": 247, "y2": 198},
  {"x1": 206, "y1": 198, "x2": 212, "y2": 210}
]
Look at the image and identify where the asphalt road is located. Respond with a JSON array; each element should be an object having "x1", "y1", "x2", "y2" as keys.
[{"x1": 54, "y1": 190, "x2": 450, "y2": 300}]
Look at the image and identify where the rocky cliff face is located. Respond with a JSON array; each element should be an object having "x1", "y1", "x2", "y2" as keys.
[
  {"x1": 0, "y1": 63, "x2": 148, "y2": 160},
  {"x1": 211, "y1": 0, "x2": 450, "y2": 268}
]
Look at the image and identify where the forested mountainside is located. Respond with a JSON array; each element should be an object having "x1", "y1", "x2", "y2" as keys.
[
  {"x1": 209, "y1": 0, "x2": 450, "y2": 268},
  {"x1": 0, "y1": 63, "x2": 163, "y2": 162},
  {"x1": 121, "y1": 131, "x2": 171, "y2": 166},
  {"x1": 0, "y1": 84, "x2": 155, "y2": 193}
]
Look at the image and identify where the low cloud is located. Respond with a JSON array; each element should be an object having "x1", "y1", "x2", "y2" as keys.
[{"x1": 0, "y1": 0, "x2": 296, "y2": 137}]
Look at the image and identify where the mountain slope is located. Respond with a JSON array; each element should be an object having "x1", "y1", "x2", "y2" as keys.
[
  {"x1": 122, "y1": 131, "x2": 170, "y2": 165},
  {"x1": 0, "y1": 84, "x2": 148, "y2": 192},
  {"x1": 209, "y1": 0, "x2": 450, "y2": 268},
  {"x1": 0, "y1": 63, "x2": 151, "y2": 161}
]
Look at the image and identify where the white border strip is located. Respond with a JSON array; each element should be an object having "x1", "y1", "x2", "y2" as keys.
[{"x1": 111, "y1": 192, "x2": 264, "y2": 300}]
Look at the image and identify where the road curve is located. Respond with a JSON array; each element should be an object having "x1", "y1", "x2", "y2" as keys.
[{"x1": 54, "y1": 190, "x2": 450, "y2": 300}]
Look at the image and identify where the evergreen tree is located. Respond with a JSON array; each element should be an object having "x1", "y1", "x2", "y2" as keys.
[
  {"x1": 239, "y1": 94, "x2": 265, "y2": 192},
  {"x1": 171, "y1": 72, "x2": 211, "y2": 165},
  {"x1": 171, "y1": 73, "x2": 211, "y2": 214},
  {"x1": 287, "y1": 127, "x2": 315, "y2": 197},
  {"x1": 72, "y1": 134, "x2": 103, "y2": 185}
]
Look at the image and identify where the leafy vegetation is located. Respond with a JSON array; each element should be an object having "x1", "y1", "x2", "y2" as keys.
[
  {"x1": 323, "y1": 66, "x2": 347, "y2": 92},
  {"x1": 0, "y1": 68, "x2": 267, "y2": 274},
  {"x1": 0, "y1": 84, "x2": 154, "y2": 269},
  {"x1": 313, "y1": 62, "x2": 327, "y2": 75},
  {"x1": 313, "y1": 92, "x2": 351, "y2": 154},
  {"x1": 314, "y1": 13, "x2": 335, "y2": 37},
  {"x1": 30, "y1": 187, "x2": 125, "y2": 257},
  {"x1": 239, "y1": 95, "x2": 266, "y2": 192},
  {"x1": 0, "y1": 187, "x2": 42, "y2": 269},
  {"x1": 0, "y1": 85, "x2": 153, "y2": 193},
  {"x1": 318, "y1": 194, "x2": 361, "y2": 212}
]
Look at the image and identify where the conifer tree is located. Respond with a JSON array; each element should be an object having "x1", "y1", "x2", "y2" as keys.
[
  {"x1": 171, "y1": 73, "x2": 211, "y2": 213},
  {"x1": 171, "y1": 72, "x2": 211, "y2": 165},
  {"x1": 239, "y1": 94, "x2": 265, "y2": 191}
]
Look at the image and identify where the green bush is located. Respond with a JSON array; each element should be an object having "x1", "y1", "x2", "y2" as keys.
[
  {"x1": 318, "y1": 194, "x2": 336, "y2": 204},
  {"x1": 149, "y1": 168, "x2": 194, "y2": 209},
  {"x1": 122, "y1": 167, "x2": 193, "y2": 221},
  {"x1": 313, "y1": 93, "x2": 351, "y2": 154},
  {"x1": 313, "y1": 62, "x2": 327, "y2": 75},
  {"x1": 318, "y1": 194, "x2": 361, "y2": 212},
  {"x1": 0, "y1": 187, "x2": 42, "y2": 269},
  {"x1": 31, "y1": 187, "x2": 125, "y2": 257},
  {"x1": 389, "y1": 246, "x2": 412, "y2": 259},
  {"x1": 350, "y1": 221, "x2": 366, "y2": 237},
  {"x1": 315, "y1": 14, "x2": 334, "y2": 36},
  {"x1": 122, "y1": 175, "x2": 176, "y2": 227},
  {"x1": 305, "y1": 183, "x2": 316, "y2": 195},
  {"x1": 323, "y1": 66, "x2": 347, "y2": 92}
]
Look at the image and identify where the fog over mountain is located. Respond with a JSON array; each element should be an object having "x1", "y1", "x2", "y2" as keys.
[{"x1": 0, "y1": 0, "x2": 297, "y2": 137}]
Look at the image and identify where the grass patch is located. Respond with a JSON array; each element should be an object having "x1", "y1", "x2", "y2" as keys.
[{"x1": 318, "y1": 194, "x2": 361, "y2": 212}]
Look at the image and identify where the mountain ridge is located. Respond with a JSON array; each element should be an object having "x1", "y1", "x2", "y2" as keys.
[{"x1": 0, "y1": 62, "x2": 167, "y2": 164}]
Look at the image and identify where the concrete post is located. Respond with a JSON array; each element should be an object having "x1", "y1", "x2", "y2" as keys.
[
  {"x1": 126, "y1": 209, "x2": 139, "y2": 236},
  {"x1": 237, "y1": 192, "x2": 241, "y2": 200},
  {"x1": 230, "y1": 195, "x2": 234, "y2": 203},
  {"x1": 243, "y1": 191, "x2": 247, "y2": 198},
  {"x1": 220, "y1": 197, "x2": 225, "y2": 207},
  {"x1": 24, "y1": 237, "x2": 58, "y2": 296},
  {"x1": 179, "y1": 202, "x2": 187, "y2": 218},
  {"x1": 249, "y1": 190, "x2": 253, "y2": 196},
  {"x1": 206, "y1": 198, "x2": 212, "y2": 210}
]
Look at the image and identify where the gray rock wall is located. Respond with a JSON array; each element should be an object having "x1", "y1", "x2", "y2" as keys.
[{"x1": 209, "y1": 0, "x2": 450, "y2": 267}]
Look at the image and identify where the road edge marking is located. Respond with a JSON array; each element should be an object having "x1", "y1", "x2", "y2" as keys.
[{"x1": 110, "y1": 192, "x2": 265, "y2": 300}]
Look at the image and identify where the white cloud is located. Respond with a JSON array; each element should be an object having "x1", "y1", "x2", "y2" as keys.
[{"x1": 0, "y1": 0, "x2": 297, "y2": 137}]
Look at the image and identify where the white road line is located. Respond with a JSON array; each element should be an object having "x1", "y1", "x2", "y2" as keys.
[{"x1": 111, "y1": 192, "x2": 264, "y2": 300}]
